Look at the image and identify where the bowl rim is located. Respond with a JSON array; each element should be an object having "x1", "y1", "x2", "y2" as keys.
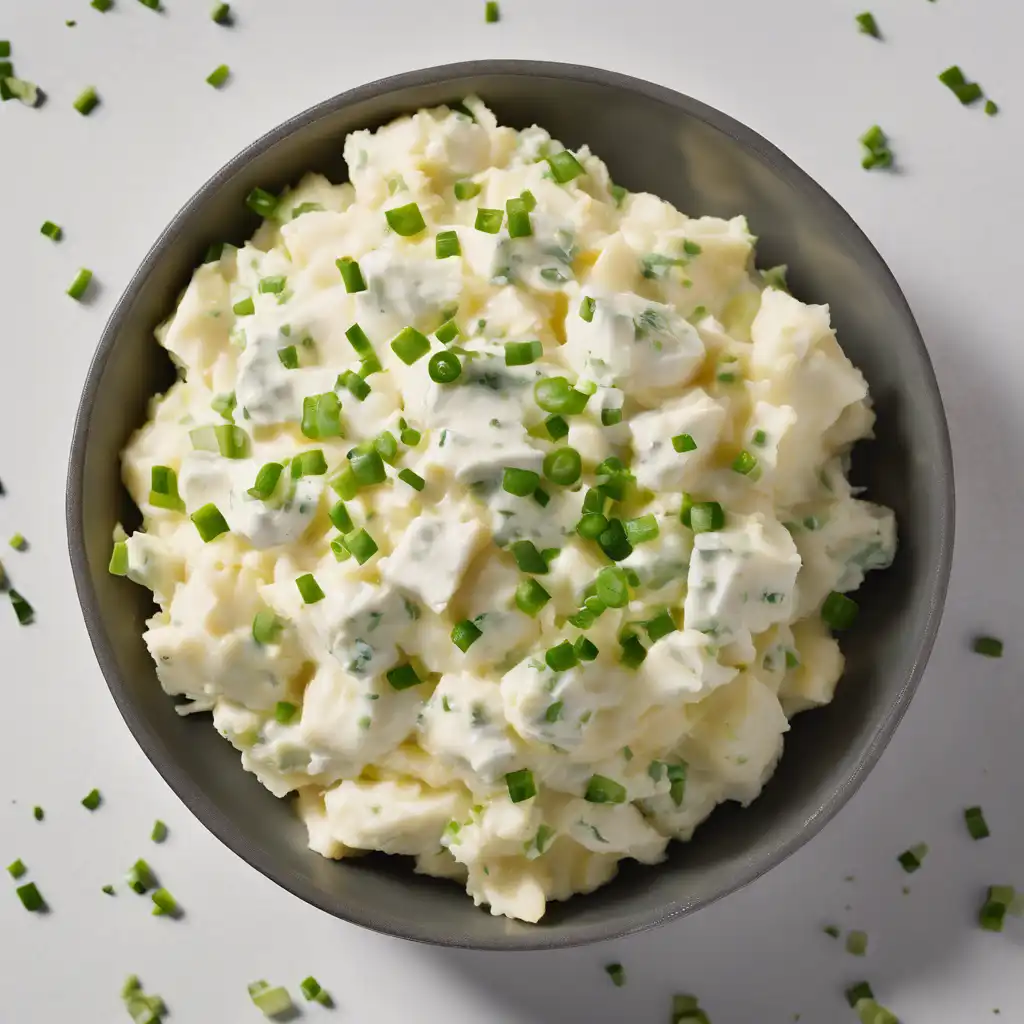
[{"x1": 66, "y1": 58, "x2": 955, "y2": 950}]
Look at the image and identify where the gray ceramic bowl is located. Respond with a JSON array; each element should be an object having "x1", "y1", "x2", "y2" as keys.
[{"x1": 67, "y1": 60, "x2": 953, "y2": 950}]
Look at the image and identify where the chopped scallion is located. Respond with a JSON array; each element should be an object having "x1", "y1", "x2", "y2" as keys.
[
  {"x1": 67, "y1": 267, "x2": 93, "y2": 300},
  {"x1": 73, "y1": 86, "x2": 99, "y2": 115},
  {"x1": 211, "y1": 3, "x2": 232, "y2": 23},
  {"x1": 385, "y1": 202, "x2": 426, "y2": 237},
  {"x1": 295, "y1": 573, "x2": 325, "y2": 604},
  {"x1": 344, "y1": 528, "x2": 378, "y2": 565},
  {"x1": 247, "y1": 462, "x2": 283, "y2": 500},
  {"x1": 897, "y1": 842, "x2": 928, "y2": 873},
  {"x1": 452, "y1": 619, "x2": 483, "y2": 652},
  {"x1": 822, "y1": 591, "x2": 858, "y2": 630},
  {"x1": 584, "y1": 774, "x2": 626, "y2": 804},
  {"x1": 435, "y1": 229, "x2": 461, "y2": 259},
  {"x1": 504, "y1": 340, "x2": 542, "y2": 366},
  {"x1": 454, "y1": 180, "x2": 481, "y2": 201},
  {"x1": 252, "y1": 609, "x2": 284, "y2": 645},
  {"x1": 246, "y1": 187, "x2": 279, "y2": 219},
  {"x1": 485, "y1": 0, "x2": 500, "y2": 22},
  {"x1": 510, "y1": 539, "x2": 549, "y2": 574},
  {"x1": 391, "y1": 326, "x2": 431, "y2": 365},
  {"x1": 151, "y1": 887, "x2": 181, "y2": 917},
  {"x1": 973, "y1": 635, "x2": 1003, "y2": 658},
  {"x1": 386, "y1": 662, "x2": 421, "y2": 691},
  {"x1": 40, "y1": 220, "x2": 62, "y2": 241},
  {"x1": 515, "y1": 577, "x2": 550, "y2": 616},
  {"x1": 428, "y1": 350, "x2": 462, "y2": 383},
  {"x1": 81, "y1": 788, "x2": 102, "y2": 811},
  {"x1": 964, "y1": 805, "x2": 990, "y2": 840},
  {"x1": 856, "y1": 11, "x2": 880, "y2": 37},
  {"x1": 503, "y1": 467, "x2": 541, "y2": 497},
  {"x1": 619, "y1": 634, "x2": 647, "y2": 669},
  {"x1": 397, "y1": 468, "x2": 425, "y2": 492},
  {"x1": 605, "y1": 963, "x2": 626, "y2": 987},
  {"x1": 846, "y1": 929, "x2": 868, "y2": 956},
  {"x1": 672, "y1": 433, "x2": 697, "y2": 453},
  {"x1": 505, "y1": 768, "x2": 536, "y2": 803},
  {"x1": 7, "y1": 859, "x2": 26, "y2": 879},
  {"x1": 547, "y1": 149, "x2": 585, "y2": 183},
  {"x1": 206, "y1": 64, "x2": 230, "y2": 88},
  {"x1": 15, "y1": 882, "x2": 44, "y2": 912},
  {"x1": 474, "y1": 208, "x2": 503, "y2": 234}
]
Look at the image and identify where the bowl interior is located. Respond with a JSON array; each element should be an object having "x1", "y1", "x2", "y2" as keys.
[{"x1": 68, "y1": 62, "x2": 952, "y2": 950}]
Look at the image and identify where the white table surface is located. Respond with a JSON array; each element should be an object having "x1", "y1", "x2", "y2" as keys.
[{"x1": 2, "y1": 1, "x2": 1022, "y2": 1020}]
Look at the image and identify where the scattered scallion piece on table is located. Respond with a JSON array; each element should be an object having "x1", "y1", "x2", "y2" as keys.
[
  {"x1": 151, "y1": 820, "x2": 168, "y2": 844},
  {"x1": 897, "y1": 842, "x2": 928, "y2": 873},
  {"x1": 846, "y1": 982, "x2": 874, "y2": 1007},
  {"x1": 40, "y1": 220, "x2": 62, "y2": 241},
  {"x1": 846, "y1": 929, "x2": 868, "y2": 956},
  {"x1": 248, "y1": 982, "x2": 294, "y2": 1019},
  {"x1": 964, "y1": 805, "x2": 990, "y2": 840},
  {"x1": 206, "y1": 64, "x2": 230, "y2": 88},
  {"x1": 126, "y1": 859, "x2": 157, "y2": 895},
  {"x1": 8, "y1": 533, "x2": 26, "y2": 551},
  {"x1": 0, "y1": 42, "x2": 8, "y2": 58},
  {"x1": 33, "y1": 807, "x2": 44, "y2": 821},
  {"x1": 137, "y1": 0, "x2": 161, "y2": 9},
  {"x1": 485, "y1": 0, "x2": 500, "y2": 21},
  {"x1": 938, "y1": 65, "x2": 984, "y2": 105},
  {"x1": 10, "y1": 590, "x2": 34, "y2": 625},
  {"x1": 67, "y1": 267, "x2": 93, "y2": 300},
  {"x1": 980, "y1": 885, "x2": 1015, "y2": 931},
  {"x1": 211, "y1": 2, "x2": 231, "y2": 23},
  {"x1": 605, "y1": 963, "x2": 626, "y2": 987},
  {"x1": 122, "y1": 976, "x2": 167, "y2": 1024},
  {"x1": 91, "y1": 0, "x2": 114, "y2": 9},
  {"x1": 824, "y1": 925, "x2": 841, "y2": 939},
  {"x1": 73, "y1": 86, "x2": 99, "y2": 115},
  {"x1": 7, "y1": 859, "x2": 26, "y2": 880},
  {"x1": 15, "y1": 882, "x2": 44, "y2": 912},
  {"x1": 972, "y1": 635, "x2": 1003, "y2": 657},
  {"x1": 151, "y1": 888, "x2": 181, "y2": 917},
  {"x1": 985, "y1": 99, "x2": 999, "y2": 116},
  {"x1": 860, "y1": 124, "x2": 893, "y2": 170},
  {"x1": 102, "y1": 884, "x2": 115, "y2": 895},
  {"x1": 81, "y1": 788, "x2": 102, "y2": 811},
  {"x1": 855, "y1": 11, "x2": 880, "y2": 37},
  {"x1": 300, "y1": 977, "x2": 331, "y2": 1005}
]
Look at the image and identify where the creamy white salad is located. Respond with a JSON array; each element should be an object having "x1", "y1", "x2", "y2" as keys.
[{"x1": 114, "y1": 99, "x2": 896, "y2": 923}]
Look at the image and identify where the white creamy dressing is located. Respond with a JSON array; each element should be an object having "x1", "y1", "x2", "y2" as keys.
[{"x1": 119, "y1": 101, "x2": 896, "y2": 923}]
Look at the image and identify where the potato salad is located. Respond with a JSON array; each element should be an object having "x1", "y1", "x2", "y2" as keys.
[{"x1": 114, "y1": 99, "x2": 896, "y2": 923}]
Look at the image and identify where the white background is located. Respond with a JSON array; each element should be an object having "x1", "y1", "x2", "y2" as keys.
[{"x1": 1, "y1": 1, "x2": 1022, "y2": 1021}]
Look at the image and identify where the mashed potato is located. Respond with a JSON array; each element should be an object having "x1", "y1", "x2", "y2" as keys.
[{"x1": 113, "y1": 99, "x2": 896, "y2": 922}]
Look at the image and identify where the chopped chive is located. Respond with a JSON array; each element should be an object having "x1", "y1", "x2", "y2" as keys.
[
  {"x1": 504, "y1": 340, "x2": 542, "y2": 366},
  {"x1": 391, "y1": 326, "x2": 431, "y2": 365},
  {"x1": 15, "y1": 882, "x2": 44, "y2": 912},
  {"x1": 543, "y1": 447, "x2": 582, "y2": 486},
  {"x1": 515, "y1": 577, "x2": 550, "y2": 616},
  {"x1": 125, "y1": 859, "x2": 156, "y2": 894},
  {"x1": 40, "y1": 220, "x2": 62, "y2": 241},
  {"x1": 510, "y1": 539, "x2": 549, "y2": 574},
  {"x1": 452, "y1": 619, "x2": 483, "y2": 651},
  {"x1": 972, "y1": 635, "x2": 1003, "y2": 658},
  {"x1": 385, "y1": 202, "x2": 426, "y2": 236},
  {"x1": 252, "y1": 610, "x2": 284, "y2": 645},
  {"x1": 846, "y1": 930, "x2": 868, "y2": 956},
  {"x1": 7, "y1": 859, "x2": 26, "y2": 880},
  {"x1": 206, "y1": 64, "x2": 230, "y2": 88},
  {"x1": 344, "y1": 528, "x2": 378, "y2": 565},
  {"x1": 248, "y1": 982, "x2": 294, "y2": 1018},
  {"x1": 454, "y1": 179, "x2": 481, "y2": 200},
  {"x1": 605, "y1": 963, "x2": 626, "y2": 988},
  {"x1": 897, "y1": 842, "x2": 928, "y2": 873},
  {"x1": 547, "y1": 149, "x2": 585, "y2": 183},
  {"x1": 11, "y1": 590, "x2": 34, "y2": 625},
  {"x1": 485, "y1": 0, "x2": 500, "y2": 21},
  {"x1": 534, "y1": 376, "x2": 589, "y2": 415},
  {"x1": 151, "y1": 887, "x2": 181, "y2": 917},
  {"x1": 245, "y1": 187, "x2": 279, "y2": 219},
  {"x1": 301, "y1": 392, "x2": 342, "y2": 439},
  {"x1": 822, "y1": 591, "x2": 858, "y2": 630},
  {"x1": 73, "y1": 86, "x2": 99, "y2": 115},
  {"x1": 33, "y1": 807, "x2": 43, "y2": 821},
  {"x1": 855, "y1": 11, "x2": 880, "y2": 37},
  {"x1": 597, "y1": 518, "x2": 633, "y2": 562},
  {"x1": 435, "y1": 229, "x2": 461, "y2": 259},
  {"x1": 211, "y1": 2, "x2": 232, "y2": 24},
  {"x1": 846, "y1": 982, "x2": 874, "y2": 1007},
  {"x1": 386, "y1": 662, "x2": 421, "y2": 691},
  {"x1": 545, "y1": 414, "x2": 569, "y2": 440},
  {"x1": 964, "y1": 805, "x2": 990, "y2": 840},
  {"x1": 67, "y1": 268, "x2": 93, "y2": 300},
  {"x1": 436, "y1": 319, "x2": 460, "y2": 345},
  {"x1": 475, "y1": 208, "x2": 503, "y2": 233},
  {"x1": 345, "y1": 323, "x2": 380, "y2": 372},
  {"x1": 397, "y1": 468, "x2": 425, "y2": 492},
  {"x1": 336, "y1": 256, "x2": 367, "y2": 293},
  {"x1": 584, "y1": 774, "x2": 627, "y2": 804},
  {"x1": 732, "y1": 450, "x2": 758, "y2": 475},
  {"x1": 295, "y1": 573, "x2": 325, "y2": 604},
  {"x1": 938, "y1": 65, "x2": 984, "y2": 105},
  {"x1": 506, "y1": 768, "x2": 536, "y2": 803},
  {"x1": 506, "y1": 197, "x2": 533, "y2": 238},
  {"x1": 503, "y1": 467, "x2": 541, "y2": 497},
  {"x1": 232, "y1": 296, "x2": 255, "y2": 316},
  {"x1": 81, "y1": 788, "x2": 102, "y2": 811},
  {"x1": 624, "y1": 514, "x2": 659, "y2": 545},
  {"x1": 645, "y1": 610, "x2": 677, "y2": 642},
  {"x1": 275, "y1": 701, "x2": 298, "y2": 724},
  {"x1": 545, "y1": 640, "x2": 577, "y2": 673},
  {"x1": 247, "y1": 462, "x2": 283, "y2": 500},
  {"x1": 428, "y1": 350, "x2": 462, "y2": 383},
  {"x1": 619, "y1": 634, "x2": 647, "y2": 669},
  {"x1": 672, "y1": 433, "x2": 697, "y2": 453}
]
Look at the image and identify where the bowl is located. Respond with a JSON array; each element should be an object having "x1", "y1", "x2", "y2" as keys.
[{"x1": 66, "y1": 60, "x2": 954, "y2": 950}]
